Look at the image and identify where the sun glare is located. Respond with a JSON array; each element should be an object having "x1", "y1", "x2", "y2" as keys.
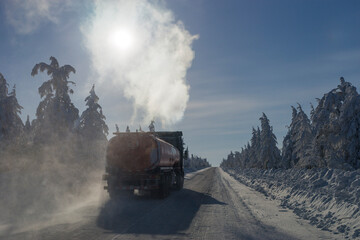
[{"x1": 108, "y1": 29, "x2": 134, "y2": 52}]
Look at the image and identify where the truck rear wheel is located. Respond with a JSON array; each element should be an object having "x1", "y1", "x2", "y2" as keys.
[
  {"x1": 159, "y1": 174, "x2": 171, "y2": 198},
  {"x1": 175, "y1": 172, "x2": 184, "y2": 190}
]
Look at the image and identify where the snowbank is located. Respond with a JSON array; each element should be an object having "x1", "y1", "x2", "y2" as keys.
[{"x1": 223, "y1": 167, "x2": 360, "y2": 239}]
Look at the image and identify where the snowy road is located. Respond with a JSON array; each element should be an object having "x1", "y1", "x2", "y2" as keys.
[{"x1": 1, "y1": 167, "x2": 336, "y2": 240}]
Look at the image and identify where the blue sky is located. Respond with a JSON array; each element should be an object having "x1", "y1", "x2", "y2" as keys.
[{"x1": 1, "y1": 0, "x2": 360, "y2": 166}]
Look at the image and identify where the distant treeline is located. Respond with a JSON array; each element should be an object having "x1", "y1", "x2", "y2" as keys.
[
  {"x1": 221, "y1": 77, "x2": 360, "y2": 170},
  {"x1": 184, "y1": 146, "x2": 211, "y2": 169}
]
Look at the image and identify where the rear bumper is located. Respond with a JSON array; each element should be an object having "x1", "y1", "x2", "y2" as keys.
[{"x1": 103, "y1": 172, "x2": 161, "y2": 191}]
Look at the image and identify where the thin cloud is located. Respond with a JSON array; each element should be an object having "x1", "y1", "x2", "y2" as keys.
[
  {"x1": 3, "y1": 0, "x2": 73, "y2": 34},
  {"x1": 185, "y1": 96, "x2": 286, "y2": 120}
]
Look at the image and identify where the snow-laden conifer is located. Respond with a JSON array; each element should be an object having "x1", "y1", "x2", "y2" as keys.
[
  {"x1": 311, "y1": 77, "x2": 360, "y2": 169},
  {"x1": 337, "y1": 78, "x2": 360, "y2": 169},
  {"x1": 223, "y1": 151, "x2": 236, "y2": 168},
  {"x1": 24, "y1": 115, "x2": 31, "y2": 133},
  {"x1": 259, "y1": 113, "x2": 281, "y2": 169},
  {"x1": 78, "y1": 85, "x2": 108, "y2": 141},
  {"x1": 31, "y1": 57, "x2": 79, "y2": 143},
  {"x1": 248, "y1": 127, "x2": 261, "y2": 168},
  {"x1": 281, "y1": 107, "x2": 297, "y2": 169},
  {"x1": 0, "y1": 74, "x2": 24, "y2": 144},
  {"x1": 282, "y1": 105, "x2": 314, "y2": 168},
  {"x1": 149, "y1": 120, "x2": 155, "y2": 132}
]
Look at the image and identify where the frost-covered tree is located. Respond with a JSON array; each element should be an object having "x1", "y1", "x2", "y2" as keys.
[
  {"x1": 6, "y1": 85, "x2": 24, "y2": 137},
  {"x1": 281, "y1": 107, "x2": 296, "y2": 168},
  {"x1": 293, "y1": 105, "x2": 314, "y2": 168},
  {"x1": 184, "y1": 150, "x2": 211, "y2": 169},
  {"x1": 184, "y1": 146, "x2": 189, "y2": 160},
  {"x1": 310, "y1": 102, "x2": 315, "y2": 122},
  {"x1": 149, "y1": 120, "x2": 155, "y2": 132},
  {"x1": 282, "y1": 105, "x2": 314, "y2": 168},
  {"x1": 0, "y1": 74, "x2": 24, "y2": 144},
  {"x1": 0, "y1": 73, "x2": 9, "y2": 139},
  {"x1": 248, "y1": 127, "x2": 261, "y2": 168},
  {"x1": 233, "y1": 150, "x2": 241, "y2": 168},
  {"x1": 31, "y1": 57, "x2": 79, "y2": 143},
  {"x1": 311, "y1": 85, "x2": 342, "y2": 168},
  {"x1": 337, "y1": 79, "x2": 360, "y2": 169},
  {"x1": 0, "y1": 73, "x2": 8, "y2": 97},
  {"x1": 221, "y1": 151, "x2": 236, "y2": 168},
  {"x1": 221, "y1": 77, "x2": 360, "y2": 170},
  {"x1": 221, "y1": 115, "x2": 281, "y2": 170},
  {"x1": 24, "y1": 115, "x2": 31, "y2": 133},
  {"x1": 259, "y1": 113, "x2": 281, "y2": 169},
  {"x1": 78, "y1": 85, "x2": 108, "y2": 141},
  {"x1": 311, "y1": 77, "x2": 360, "y2": 169}
]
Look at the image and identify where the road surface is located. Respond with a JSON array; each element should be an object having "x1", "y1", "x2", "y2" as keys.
[{"x1": 0, "y1": 167, "x2": 337, "y2": 240}]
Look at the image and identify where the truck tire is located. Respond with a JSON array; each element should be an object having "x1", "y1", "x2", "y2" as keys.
[
  {"x1": 175, "y1": 172, "x2": 184, "y2": 190},
  {"x1": 159, "y1": 174, "x2": 171, "y2": 198}
]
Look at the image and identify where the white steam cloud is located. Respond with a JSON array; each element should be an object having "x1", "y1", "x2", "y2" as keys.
[
  {"x1": 82, "y1": 0, "x2": 198, "y2": 126},
  {"x1": 3, "y1": 0, "x2": 73, "y2": 34}
]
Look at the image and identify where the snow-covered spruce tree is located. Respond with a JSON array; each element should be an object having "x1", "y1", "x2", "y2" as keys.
[
  {"x1": 0, "y1": 74, "x2": 24, "y2": 145},
  {"x1": 77, "y1": 85, "x2": 108, "y2": 168},
  {"x1": 292, "y1": 104, "x2": 314, "y2": 168},
  {"x1": 183, "y1": 146, "x2": 189, "y2": 168},
  {"x1": 0, "y1": 73, "x2": 9, "y2": 141},
  {"x1": 221, "y1": 151, "x2": 236, "y2": 169},
  {"x1": 24, "y1": 115, "x2": 31, "y2": 133},
  {"x1": 281, "y1": 107, "x2": 296, "y2": 169},
  {"x1": 233, "y1": 150, "x2": 241, "y2": 168},
  {"x1": 243, "y1": 143, "x2": 252, "y2": 168},
  {"x1": 282, "y1": 104, "x2": 314, "y2": 168},
  {"x1": 149, "y1": 120, "x2": 155, "y2": 132},
  {"x1": 311, "y1": 83, "x2": 343, "y2": 168},
  {"x1": 311, "y1": 77, "x2": 360, "y2": 169},
  {"x1": 31, "y1": 57, "x2": 79, "y2": 143},
  {"x1": 6, "y1": 86, "x2": 24, "y2": 141},
  {"x1": 338, "y1": 78, "x2": 360, "y2": 169},
  {"x1": 78, "y1": 85, "x2": 108, "y2": 141},
  {"x1": 259, "y1": 113, "x2": 281, "y2": 169},
  {"x1": 22, "y1": 115, "x2": 34, "y2": 145},
  {"x1": 248, "y1": 127, "x2": 261, "y2": 168}
]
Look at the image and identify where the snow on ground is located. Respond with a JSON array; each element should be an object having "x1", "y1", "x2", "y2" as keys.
[
  {"x1": 184, "y1": 167, "x2": 211, "y2": 180},
  {"x1": 223, "y1": 167, "x2": 360, "y2": 239},
  {"x1": 220, "y1": 168, "x2": 335, "y2": 240}
]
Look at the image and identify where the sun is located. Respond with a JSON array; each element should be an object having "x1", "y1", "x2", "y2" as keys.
[{"x1": 108, "y1": 29, "x2": 134, "y2": 52}]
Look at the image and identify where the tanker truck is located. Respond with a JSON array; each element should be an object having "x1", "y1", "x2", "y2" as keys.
[{"x1": 103, "y1": 131, "x2": 184, "y2": 198}]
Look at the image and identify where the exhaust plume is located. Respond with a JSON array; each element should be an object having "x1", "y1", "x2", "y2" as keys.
[{"x1": 82, "y1": 0, "x2": 198, "y2": 126}]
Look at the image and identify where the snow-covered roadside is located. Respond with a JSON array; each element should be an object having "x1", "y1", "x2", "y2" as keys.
[
  {"x1": 223, "y1": 167, "x2": 360, "y2": 239},
  {"x1": 220, "y1": 168, "x2": 335, "y2": 239}
]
